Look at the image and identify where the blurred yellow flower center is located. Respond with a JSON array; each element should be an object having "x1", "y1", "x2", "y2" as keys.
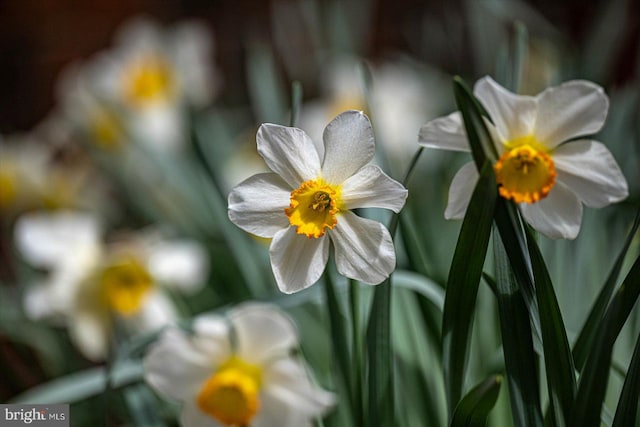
[
  {"x1": 100, "y1": 257, "x2": 153, "y2": 316},
  {"x1": 0, "y1": 169, "x2": 17, "y2": 208},
  {"x1": 124, "y1": 55, "x2": 175, "y2": 106},
  {"x1": 494, "y1": 137, "x2": 556, "y2": 204},
  {"x1": 197, "y1": 356, "x2": 263, "y2": 426},
  {"x1": 285, "y1": 179, "x2": 342, "y2": 238}
]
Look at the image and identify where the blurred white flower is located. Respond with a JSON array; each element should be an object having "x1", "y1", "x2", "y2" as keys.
[
  {"x1": 15, "y1": 210, "x2": 209, "y2": 360},
  {"x1": 419, "y1": 76, "x2": 629, "y2": 239},
  {"x1": 56, "y1": 16, "x2": 218, "y2": 151},
  {"x1": 228, "y1": 111, "x2": 407, "y2": 293},
  {"x1": 144, "y1": 303, "x2": 334, "y2": 427},
  {"x1": 298, "y1": 55, "x2": 451, "y2": 174},
  {"x1": 0, "y1": 135, "x2": 104, "y2": 215}
]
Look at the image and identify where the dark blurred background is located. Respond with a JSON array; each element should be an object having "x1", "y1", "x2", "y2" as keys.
[{"x1": 0, "y1": 0, "x2": 638, "y2": 133}]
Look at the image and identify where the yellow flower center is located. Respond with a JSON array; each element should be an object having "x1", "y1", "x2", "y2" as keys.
[
  {"x1": 285, "y1": 179, "x2": 343, "y2": 238},
  {"x1": 0, "y1": 168, "x2": 17, "y2": 209},
  {"x1": 494, "y1": 136, "x2": 556, "y2": 204},
  {"x1": 100, "y1": 257, "x2": 153, "y2": 316},
  {"x1": 124, "y1": 55, "x2": 175, "y2": 107},
  {"x1": 197, "y1": 356, "x2": 263, "y2": 426}
]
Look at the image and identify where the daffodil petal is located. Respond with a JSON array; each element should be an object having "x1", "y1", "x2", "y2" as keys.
[
  {"x1": 15, "y1": 211, "x2": 101, "y2": 268},
  {"x1": 330, "y1": 212, "x2": 395, "y2": 284},
  {"x1": 191, "y1": 314, "x2": 232, "y2": 361},
  {"x1": 418, "y1": 112, "x2": 469, "y2": 152},
  {"x1": 230, "y1": 303, "x2": 297, "y2": 365},
  {"x1": 474, "y1": 76, "x2": 536, "y2": 142},
  {"x1": 444, "y1": 161, "x2": 478, "y2": 220},
  {"x1": 69, "y1": 311, "x2": 109, "y2": 361},
  {"x1": 257, "y1": 124, "x2": 321, "y2": 188},
  {"x1": 341, "y1": 165, "x2": 408, "y2": 212},
  {"x1": 534, "y1": 80, "x2": 608, "y2": 148},
  {"x1": 263, "y1": 358, "x2": 335, "y2": 416},
  {"x1": 321, "y1": 110, "x2": 375, "y2": 184},
  {"x1": 228, "y1": 173, "x2": 292, "y2": 238},
  {"x1": 147, "y1": 240, "x2": 209, "y2": 292},
  {"x1": 520, "y1": 182, "x2": 583, "y2": 239},
  {"x1": 181, "y1": 403, "x2": 225, "y2": 427},
  {"x1": 130, "y1": 290, "x2": 177, "y2": 332},
  {"x1": 553, "y1": 140, "x2": 628, "y2": 208},
  {"x1": 252, "y1": 391, "x2": 306, "y2": 427},
  {"x1": 144, "y1": 327, "x2": 221, "y2": 402},
  {"x1": 269, "y1": 227, "x2": 329, "y2": 293}
]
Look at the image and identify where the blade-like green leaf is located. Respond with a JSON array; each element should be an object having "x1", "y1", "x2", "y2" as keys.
[
  {"x1": 367, "y1": 276, "x2": 394, "y2": 427},
  {"x1": 493, "y1": 233, "x2": 544, "y2": 427},
  {"x1": 451, "y1": 375, "x2": 503, "y2": 427},
  {"x1": 612, "y1": 330, "x2": 640, "y2": 427},
  {"x1": 571, "y1": 253, "x2": 640, "y2": 427},
  {"x1": 573, "y1": 209, "x2": 640, "y2": 372},
  {"x1": 442, "y1": 162, "x2": 497, "y2": 415},
  {"x1": 289, "y1": 80, "x2": 303, "y2": 127},
  {"x1": 525, "y1": 226, "x2": 576, "y2": 427},
  {"x1": 453, "y1": 76, "x2": 498, "y2": 168},
  {"x1": 323, "y1": 269, "x2": 354, "y2": 418},
  {"x1": 493, "y1": 198, "x2": 541, "y2": 340},
  {"x1": 393, "y1": 270, "x2": 445, "y2": 311},
  {"x1": 10, "y1": 360, "x2": 144, "y2": 404}
]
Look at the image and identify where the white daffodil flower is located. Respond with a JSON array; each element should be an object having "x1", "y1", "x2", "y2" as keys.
[
  {"x1": 419, "y1": 76, "x2": 629, "y2": 239},
  {"x1": 228, "y1": 111, "x2": 408, "y2": 293},
  {"x1": 144, "y1": 303, "x2": 335, "y2": 427},
  {"x1": 15, "y1": 211, "x2": 209, "y2": 360},
  {"x1": 62, "y1": 17, "x2": 218, "y2": 151}
]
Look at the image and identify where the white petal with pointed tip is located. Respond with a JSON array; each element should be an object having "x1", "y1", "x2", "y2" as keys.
[
  {"x1": 474, "y1": 76, "x2": 537, "y2": 142},
  {"x1": 418, "y1": 112, "x2": 469, "y2": 152},
  {"x1": 269, "y1": 227, "x2": 330, "y2": 293},
  {"x1": 553, "y1": 140, "x2": 628, "y2": 207},
  {"x1": 444, "y1": 162, "x2": 479, "y2": 220},
  {"x1": 227, "y1": 173, "x2": 291, "y2": 238},
  {"x1": 520, "y1": 183, "x2": 583, "y2": 239},
  {"x1": 257, "y1": 124, "x2": 321, "y2": 188},
  {"x1": 321, "y1": 111, "x2": 375, "y2": 184},
  {"x1": 341, "y1": 165, "x2": 408, "y2": 212},
  {"x1": 330, "y1": 211, "x2": 395, "y2": 284},
  {"x1": 130, "y1": 290, "x2": 177, "y2": 332},
  {"x1": 68, "y1": 311, "x2": 109, "y2": 361},
  {"x1": 144, "y1": 327, "x2": 218, "y2": 402},
  {"x1": 15, "y1": 211, "x2": 101, "y2": 268},
  {"x1": 230, "y1": 303, "x2": 298, "y2": 365},
  {"x1": 534, "y1": 80, "x2": 608, "y2": 148}
]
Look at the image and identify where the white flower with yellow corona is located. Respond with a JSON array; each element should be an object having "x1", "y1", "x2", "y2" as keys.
[
  {"x1": 72, "y1": 17, "x2": 217, "y2": 150},
  {"x1": 228, "y1": 111, "x2": 408, "y2": 293},
  {"x1": 15, "y1": 211, "x2": 208, "y2": 360},
  {"x1": 144, "y1": 303, "x2": 335, "y2": 427},
  {"x1": 419, "y1": 76, "x2": 629, "y2": 239}
]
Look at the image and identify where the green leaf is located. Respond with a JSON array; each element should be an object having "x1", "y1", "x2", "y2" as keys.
[
  {"x1": 393, "y1": 270, "x2": 445, "y2": 311},
  {"x1": 525, "y1": 226, "x2": 576, "y2": 426},
  {"x1": 323, "y1": 269, "x2": 354, "y2": 418},
  {"x1": 123, "y1": 383, "x2": 167, "y2": 427},
  {"x1": 367, "y1": 277, "x2": 394, "y2": 427},
  {"x1": 452, "y1": 76, "x2": 498, "y2": 168},
  {"x1": 451, "y1": 375, "x2": 503, "y2": 427},
  {"x1": 442, "y1": 162, "x2": 497, "y2": 415},
  {"x1": 571, "y1": 252, "x2": 640, "y2": 427},
  {"x1": 612, "y1": 330, "x2": 640, "y2": 427},
  {"x1": 493, "y1": 233, "x2": 544, "y2": 427},
  {"x1": 10, "y1": 360, "x2": 144, "y2": 404},
  {"x1": 573, "y1": 209, "x2": 640, "y2": 372}
]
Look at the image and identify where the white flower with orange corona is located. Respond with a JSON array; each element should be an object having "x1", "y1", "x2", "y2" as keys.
[
  {"x1": 144, "y1": 303, "x2": 335, "y2": 427},
  {"x1": 15, "y1": 211, "x2": 208, "y2": 360},
  {"x1": 228, "y1": 111, "x2": 408, "y2": 293},
  {"x1": 419, "y1": 76, "x2": 628, "y2": 239}
]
